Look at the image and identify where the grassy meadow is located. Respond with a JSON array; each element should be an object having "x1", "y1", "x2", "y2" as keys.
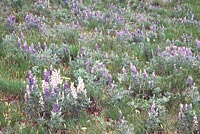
[{"x1": 0, "y1": 0, "x2": 199, "y2": 133}]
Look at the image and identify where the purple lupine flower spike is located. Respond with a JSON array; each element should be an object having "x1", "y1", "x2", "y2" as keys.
[
  {"x1": 143, "y1": 69, "x2": 148, "y2": 80},
  {"x1": 152, "y1": 71, "x2": 156, "y2": 81},
  {"x1": 43, "y1": 69, "x2": 49, "y2": 82},
  {"x1": 21, "y1": 32, "x2": 24, "y2": 39},
  {"x1": 37, "y1": 42, "x2": 42, "y2": 52},
  {"x1": 95, "y1": 43, "x2": 99, "y2": 51},
  {"x1": 45, "y1": 88, "x2": 51, "y2": 98},
  {"x1": 28, "y1": 70, "x2": 34, "y2": 87},
  {"x1": 108, "y1": 75, "x2": 113, "y2": 84},
  {"x1": 18, "y1": 38, "x2": 21, "y2": 48},
  {"x1": 118, "y1": 110, "x2": 123, "y2": 122},
  {"x1": 103, "y1": 69, "x2": 109, "y2": 77},
  {"x1": 64, "y1": 82, "x2": 70, "y2": 91},
  {"x1": 188, "y1": 76, "x2": 193, "y2": 87},
  {"x1": 130, "y1": 63, "x2": 137, "y2": 75},
  {"x1": 23, "y1": 41, "x2": 28, "y2": 51},
  {"x1": 53, "y1": 103, "x2": 59, "y2": 113},
  {"x1": 44, "y1": 42, "x2": 47, "y2": 50},
  {"x1": 86, "y1": 61, "x2": 90, "y2": 72},
  {"x1": 150, "y1": 101, "x2": 156, "y2": 114},
  {"x1": 29, "y1": 43, "x2": 35, "y2": 53},
  {"x1": 54, "y1": 86, "x2": 59, "y2": 97}
]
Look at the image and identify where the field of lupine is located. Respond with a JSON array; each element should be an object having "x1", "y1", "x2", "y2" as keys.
[{"x1": 0, "y1": 0, "x2": 200, "y2": 133}]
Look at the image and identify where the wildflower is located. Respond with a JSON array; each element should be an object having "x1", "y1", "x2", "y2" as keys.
[
  {"x1": 193, "y1": 113, "x2": 199, "y2": 132},
  {"x1": 53, "y1": 102, "x2": 59, "y2": 113},
  {"x1": 150, "y1": 101, "x2": 156, "y2": 114},
  {"x1": 118, "y1": 110, "x2": 123, "y2": 122},
  {"x1": 108, "y1": 75, "x2": 113, "y2": 84},
  {"x1": 44, "y1": 88, "x2": 51, "y2": 98},
  {"x1": 122, "y1": 66, "x2": 126, "y2": 74},
  {"x1": 54, "y1": 86, "x2": 59, "y2": 97},
  {"x1": 41, "y1": 80, "x2": 49, "y2": 91},
  {"x1": 64, "y1": 82, "x2": 70, "y2": 91},
  {"x1": 81, "y1": 47, "x2": 86, "y2": 56},
  {"x1": 37, "y1": 42, "x2": 42, "y2": 52},
  {"x1": 28, "y1": 70, "x2": 35, "y2": 87},
  {"x1": 24, "y1": 85, "x2": 30, "y2": 102},
  {"x1": 103, "y1": 69, "x2": 109, "y2": 77},
  {"x1": 86, "y1": 61, "x2": 90, "y2": 72},
  {"x1": 95, "y1": 43, "x2": 99, "y2": 51},
  {"x1": 29, "y1": 43, "x2": 35, "y2": 54},
  {"x1": 157, "y1": 45, "x2": 161, "y2": 55},
  {"x1": 39, "y1": 93, "x2": 44, "y2": 111},
  {"x1": 71, "y1": 82, "x2": 78, "y2": 100},
  {"x1": 152, "y1": 71, "x2": 156, "y2": 81},
  {"x1": 43, "y1": 69, "x2": 49, "y2": 83},
  {"x1": 23, "y1": 41, "x2": 28, "y2": 51},
  {"x1": 44, "y1": 42, "x2": 48, "y2": 50},
  {"x1": 130, "y1": 63, "x2": 137, "y2": 75},
  {"x1": 188, "y1": 76, "x2": 193, "y2": 87},
  {"x1": 50, "y1": 69, "x2": 62, "y2": 88},
  {"x1": 143, "y1": 69, "x2": 148, "y2": 80},
  {"x1": 18, "y1": 38, "x2": 21, "y2": 48},
  {"x1": 77, "y1": 77, "x2": 84, "y2": 92}
]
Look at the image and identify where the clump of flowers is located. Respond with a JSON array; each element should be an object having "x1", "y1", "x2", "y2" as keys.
[
  {"x1": 115, "y1": 110, "x2": 134, "y2": 134},
  {"x1": 178, "y1": 103, "x2": 199, "y2": 133},
  {"x1": 6, "y1": 15, "x2": 16, "y2": 31},
  {"x1": 25, "y1": 13, "x2": 41, "y2": 29},
  {"x1": 24, "y1": 68, "x2": 90, "y2": 131},
  {"x1": 118, "y1": 63, "x2": 158, "y2": 98}
]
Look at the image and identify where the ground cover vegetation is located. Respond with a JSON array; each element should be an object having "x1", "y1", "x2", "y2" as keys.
[{"x1": 0, "y1": 0, "x2": 199, "y2": 133}]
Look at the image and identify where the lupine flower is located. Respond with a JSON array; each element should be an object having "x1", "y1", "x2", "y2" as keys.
[
  {"x1": 118, "y1": 110, "x2": 123, "y2": 122},
  {"x1": 157, "y1": 45, "x2": 161, "y2": 55},
  {"x1": 50, "y1": 69, "x2": 62, "y2": 88},
  {"x1": 86, "y1": 61, "x2": 90, "y2": 72},
  {"x1": 39, "y1": 93, "x2": 44, "y2": 111},
  {"x1": 195, "y1": 39, "x2": 200, "y2": 47},
  {"x1": 44, "y1": 42, "x2": 48, "y2": 50},
  {"x1": 29, "y1": 43, "x2": 35, "y2": 53},
  {"x1": 37, "y1": 42, "x2": 42, "y2": 52},
  {"x1": 42, "y1": 80, "x2": 49, "y2": 91},
  {"x1": 91, "y1": 65, "x2": 97, "y2": 73},
  {"x1": 130, "y1": 63, "x2": 137, "y2": 75},
  {"x1": 122, "y1": 66, "x2": 126, "y2": 74},
  {"x1": 24, "y1": 85, "x2": 30, "y2": 102},
  {"x1": 77, "y1": 77, "x2": 84, "y2": 92},
  {"x1": 28, "y1": 70, "x2": 35, "y2": 87},
  {"x1": 108, "y1": 75, "x2": 113, "y2": 84},
  {"x1": 43, "y1": 69, "x2": 49, "y2": 82},
  {"x1": 53, "y1": 102, "x2": 59, "y2": 113},
  {"x1": 193, "y1": 113, "x2": 199, "y2": 132},
  {"x1": 81, "y1": 47, "x2": 86, "y2": 56},
  {"x1": 152, "y1": 71, "x2": 156, "y2": 81},
  {"x1": 64, "y1": 82, "x2": 70, "y2": 91},
  {"x1": 54, "y1": 86, "x2": 59, "y2": 97},
  {"x1": 21, "y1": 32, "x2": 24, "y2": 39},
  {"x1": 150, "y1": 101, "x2": 156, "y2": 114},
  {"x1": 44, "y1": 88, "x2": 51, "y2": 98},
  {"x1": 95, "y1": 43, "x2": 99, "y2": 51},
  {"x1": 188, "y1": 76, "x2": 193, "y2": 87},
  {"x1": 70, "y1": 82, "x2": 78, "y2": 100},
  {"x1": 23, "y1": 41, "x2": 28, "y2": 51},
  {"x1": 103, "y1": 69, "x2": 109, "y2": 77},
  {"x1": 6, "y1": 15, "x2": 16, "y2": 27},
  {"x1": 18, "y1": 38, "x2": 21, "y2": 48},
  {"x1": 143, "y1": 69, "x2": 148, "y2": 80}
]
